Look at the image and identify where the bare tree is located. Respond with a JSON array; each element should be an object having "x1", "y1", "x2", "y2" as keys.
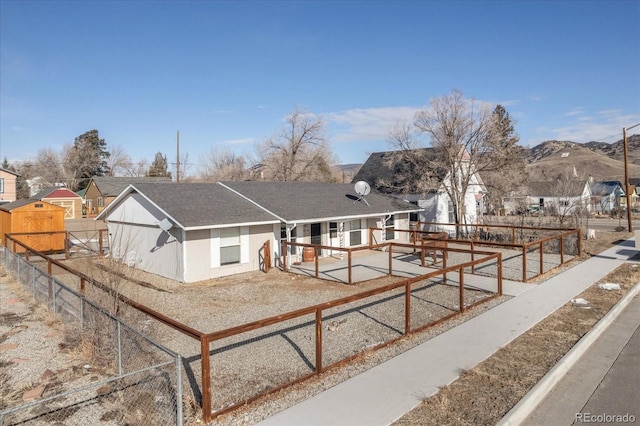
[
  {"x1": 197, "y1": 147, "x2": 247, "y2": 181},
  {"x1": 387, "y1": 90, "x2": 526, "y2": 227},
  {"x1": 119, "y1": 158, "x2": 149, "y2": 177},
  {"x1": 106, "y1": 145, "x2": 132, "y2": 177},
  {"x1": 259, "y1": 107, "x2": 336, "y2": 182},
  {"x1": 30, "y1": 147, "x2": 70, "y2": 188}
]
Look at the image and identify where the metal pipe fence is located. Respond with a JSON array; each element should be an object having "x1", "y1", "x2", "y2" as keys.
[{"x1": 0, "y1": 247, "x2": 184, "y2": 426}]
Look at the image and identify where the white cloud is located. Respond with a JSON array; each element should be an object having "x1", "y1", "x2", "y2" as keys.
[
  {"x1": 325, "y1": 106, "x2": 419, "y2": 143},
  {"x1": 564, "y1": 107, "x2": 584, "y2": 116},
  {"x1": 550, "y1": 110, "x2": 640, "y2": 143},
  {"x1": 224, "y1": 137, "x2": 254, "y2": 145}
]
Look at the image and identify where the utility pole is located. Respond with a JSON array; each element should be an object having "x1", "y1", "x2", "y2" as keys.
[
  {"x1": 176, "y1": 130, "x2": 180, "y2": 183},
  {"x1": 623, "y1": 123, "x2": 640, "y2": 233}
]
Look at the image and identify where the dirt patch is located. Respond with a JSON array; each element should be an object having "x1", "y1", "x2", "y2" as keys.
[{"x1": 392, "y1": 236, "x2": 639, "y2": 425}]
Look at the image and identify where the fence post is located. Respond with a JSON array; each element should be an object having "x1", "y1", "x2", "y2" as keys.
[
  {"x1": 405, "y1": 282, "x2": 411, "y2": 334},
  {"x1": 522, "y1": 245, "x2": 527, "y2": 282},
  {"x1": 560, "y1": 234, "x2": 564, "y2": 264},
  {"x1": 539, "y1": 242, "x2": 544, "y2": 276},
  {"x1": 348, "y1": 250, "x2": 352, "y2": 285},
  {"x1": 117, "y1": 320, "x2": 123, "y2": 375},
  {"x1": 388, "y1": 244, "x2": 393, "y2": 276},
  {"x1": 497, "y1": 253, "x2": 503, "y2": 296},
  {"x1": 201, "y1": 336, "x2": 212, "y2": 424},
  {"x1": 314, "y1": 247, "x2": 319, "y2": 279},
  {"x1": 315, "y1": 309, "x2": 323, "y2": 374},
  {"x1": 176, "y1": 354, "x2": 184, "y2": 426},
  {"x1": 459, "y1": 267, "x2": 465, "y2": 313}
]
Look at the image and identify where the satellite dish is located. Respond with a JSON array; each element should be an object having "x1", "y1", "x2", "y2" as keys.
[
  {"x1": 158, "y1": 218, "x2": 173, "y2": 233},
  {"x1": 353, "y1": 181, "x2": 371, "y2": 206},
  {"x1": 354, "y1": 181, "x2": 371, "y2": 196}
]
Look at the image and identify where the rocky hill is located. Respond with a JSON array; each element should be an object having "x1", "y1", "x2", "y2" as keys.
[{"x1": 524, "y1": 135, "x2": 640, "y2": 182}]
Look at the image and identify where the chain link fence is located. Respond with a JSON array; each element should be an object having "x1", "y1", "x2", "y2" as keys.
[{"x1": 0, "y1": 247, "x2": 185, "y2": 426}]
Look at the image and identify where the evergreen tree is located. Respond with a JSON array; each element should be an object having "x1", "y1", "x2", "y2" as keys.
[
  {"x1": 147, "y1": 152, "x2": 172, "y2": 178},
  {"x1": 64, "y1": 130, "x2": 110, "y2": 190}
]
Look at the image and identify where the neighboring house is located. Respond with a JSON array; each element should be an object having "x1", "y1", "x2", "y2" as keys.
[
  {"x1": 589, "y1": 180, "x2": 625, "y2": 214},
  {"x1": 0, "y1": 168, "x2": 19, "y2": 205},
  {"x1": 96, "y1": 181, "x2": 420, "y2": 283},
  {"x1": 31, "y1": 187, "x2": 84, "y2": 219},
  {"x1": 352, "y1": 149, "x2": 486, "y2": 235},
  {"x1": 513, "y1": 180, "x2": 591, "y2": 216},
  {"x1": 25, "y1": 176, "x2": 61, "y2": 197},
  {"x1": 83, "y1": 176, "x2": 172, "y2": 216},
  {"x1": 630, "y1": 178, "x2": 640, "y2": 211}
]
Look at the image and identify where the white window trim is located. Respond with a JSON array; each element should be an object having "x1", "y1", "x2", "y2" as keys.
[{"x1": 211, "y1": 226, "x2": 248, "y2": 268}]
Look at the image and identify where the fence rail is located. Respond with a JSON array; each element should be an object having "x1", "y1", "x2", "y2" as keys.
[{"x1": 3, "y1": 231, "x2": 503, "y2": 424}]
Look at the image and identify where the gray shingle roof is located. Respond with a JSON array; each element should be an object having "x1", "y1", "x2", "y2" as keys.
[
  {"x1": 352, "y1": 149, "x2": 447, "y2": 195},
  {"x1": 528, "y1": 180, "x2": 587, "y2": 197},
  {"x1": 590, "y1": 181, "x2": 624, "y2": 196},
  {"x1": 91, "y1": 176, "x2": 172, "y2": 197},
  {"x1": 220, "y1": 181, "x2": 420, "y2": 223},
  {"x1": 124, "y1": 183, "x2": 279, "y2": 229}
]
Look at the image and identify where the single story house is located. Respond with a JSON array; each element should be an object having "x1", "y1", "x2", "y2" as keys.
[
  {"x1": 0, "y1": 168, "x2": 19, "y2": 205},
  {"x1": 84, "y1": 176, "x2": 172, "y2": 216},
  {"x1": 31, "y1": 186, "x2": 84, "y2": 219},
  {"x1": 352, "y1": 148, "x2": 486, "y2": 235},
  {"x1": 96, "y1": 181, "x2": 421, "y2": 283},
  {"x1": 504, "y1": 180, "x2": 591, "y2": 216}
]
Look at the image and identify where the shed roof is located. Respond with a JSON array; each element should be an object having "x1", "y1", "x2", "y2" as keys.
[
  {"x1": 220, "y1": 181, "x2": 420, "y2": 223},
  {"x1": 99, "y1": 182, "x2": 279, "y2": 229},
  {"x1": 31, "y1": 186, "x2": 82, "y2": 200},
  {"x1": 0, "y1": 199, "x2": 65, "y2": 212},
  {"x1": 89, "y1": 176, "x2": 173, "y2": 197}
]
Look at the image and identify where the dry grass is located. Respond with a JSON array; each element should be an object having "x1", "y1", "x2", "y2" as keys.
[{"x1": 393, "y1": 233, "x2": 639, "y2": 425}]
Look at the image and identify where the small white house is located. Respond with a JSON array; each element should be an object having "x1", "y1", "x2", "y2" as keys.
[{"x1": 97, "y1": 181, "x2": 421, "y2": 283}]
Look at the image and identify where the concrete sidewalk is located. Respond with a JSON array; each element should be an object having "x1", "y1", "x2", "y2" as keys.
[{"x1": 257, "y1": 239, "x2": 638, "y2": 426}]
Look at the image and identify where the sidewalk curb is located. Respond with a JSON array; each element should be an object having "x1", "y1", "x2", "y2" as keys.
[{"x1": 497, "y1": 280, "x2": 640, "y2": 426}]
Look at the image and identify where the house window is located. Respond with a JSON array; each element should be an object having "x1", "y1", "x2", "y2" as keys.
[
  {"x1": 220, "y1": 227, "x2": 241, "y2": 265},
  {"x1": 97, "y1": 197, "x2": 104, "y2": 207},
  {"x1": 0, "y1": 178, "x2": 4, "y2": 193},
  {"x1": 329, "y1": 222, "x2": 338, "y2": 239},
  {"x1": 350, "y1": 219, "x2": 362, "y2": 246},
  {"x1": 559, "y1": 200, "x2": 569, "y2": 207},
  {"x1": 385, "y1": 215, "x2": 395, "y2": 241},
  {"x1": 409, "y1": 201, "x2": 419, "y2": 222}
]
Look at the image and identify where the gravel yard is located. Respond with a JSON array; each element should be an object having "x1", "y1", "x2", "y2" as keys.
[{"x1": 0, "y1": 230, "x2": 620, "y2": 425}]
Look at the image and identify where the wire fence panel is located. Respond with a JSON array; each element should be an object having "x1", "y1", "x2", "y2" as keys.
[
  {"x1": 207, "y1": 313, "x2": 317, "y2": 413},
  {"x1": 0, "y1": 361, "x2": 180, "y2": 426},
  {"x1": 321, "y1": 288, "x2": 406, "y2": 368},
  {"x1": 409, "y1": 276, "x2": 452, "y2": 330},
  {"x1": 0, "y1": 248, "x2": 184, "y2": 426}
]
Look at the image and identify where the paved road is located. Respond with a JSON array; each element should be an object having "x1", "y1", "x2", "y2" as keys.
[{"x1": 520, "y1": 293, "x2": 640, "y2": 426}]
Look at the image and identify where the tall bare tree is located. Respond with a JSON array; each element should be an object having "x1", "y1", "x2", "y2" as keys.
[
  {"x1": 106, "y1": 145, "x2": 132, "y2": 177},
  {"x1": 259, "y1": 107, "x2": 336, "y2": 182},
  {"x1": 197, "y1": 147, "x2": 247, "y2": 182},
  {"x1": 387, "y1": 90, "x2": 526, "y2": 225},
  {"x1": 33, "y1": 147, "x2": 66, "y2": 187}
]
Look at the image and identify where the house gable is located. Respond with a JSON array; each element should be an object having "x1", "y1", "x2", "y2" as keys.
[{"x1": 0, "y1": 168, "x2": 19, "y2": 203}]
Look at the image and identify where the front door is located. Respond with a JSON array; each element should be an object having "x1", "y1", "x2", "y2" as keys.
[{"x1": 311, "y1": 223, "x2": 322, "y2": 256}]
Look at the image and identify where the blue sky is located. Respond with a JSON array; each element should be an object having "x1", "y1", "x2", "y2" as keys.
[{"x1": 1, "y1": 0, "x2": 639, "y2": 173}]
